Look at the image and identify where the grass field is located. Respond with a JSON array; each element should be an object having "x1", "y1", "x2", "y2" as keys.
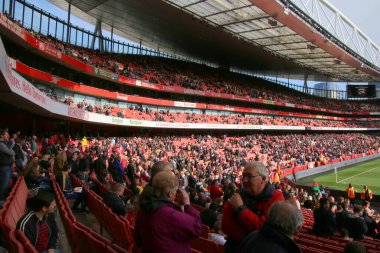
[{"x1": 297, "y1": 158, "x2": 380, "y2": 195}]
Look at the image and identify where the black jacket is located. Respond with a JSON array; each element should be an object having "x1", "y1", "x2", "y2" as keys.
[
  {"x1": 312, "y1": 207, "x2": 336, "y2": 236},
  {"x1": 16, "y1": 211, "x2": 59, "y2": 250},
  {"x1": 346, "y1": 216, "x2": 368, "y2": 239},
  {"x1": 0, "y1": 141, "x2": 15, "y2": 166},
  {"x1": 239, "y1": 223, "x2": 302, "y2": 253},
  {"x1": 336, "y1": 209, "x2": 352, "y2": 231},
  {"x1": 103, "y1": 190, "x2": 126, "y2": 216}
]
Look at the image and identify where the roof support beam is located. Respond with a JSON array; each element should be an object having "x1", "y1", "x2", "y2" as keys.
[
  {"x1": 237, "y1": 25, "x2": 286, "y2": 34},
  {"x1": 203, "y1": 4, "x2": 253, "y2": 18},
  {"x1": 182, "y1": 0, "x2": 208, "y2": 9},
  {"x1": 252, "y1": 33, "x2": 297, "y2": 41},
  {"x1": 221, "y1": 15, "x2": 269, "y2": 26},
  {"x1": 261, "y1": 40, "x2": 307, "y2": 47}
]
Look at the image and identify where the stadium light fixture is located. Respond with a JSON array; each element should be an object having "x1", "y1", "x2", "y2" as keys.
[{"x1": 268, "y1": 19, "x2": 277, "y2": 27}]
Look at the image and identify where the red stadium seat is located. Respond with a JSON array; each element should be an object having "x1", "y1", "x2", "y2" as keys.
[{"x1": 191, "y1": 237, "x2": 220, "y2": 253}]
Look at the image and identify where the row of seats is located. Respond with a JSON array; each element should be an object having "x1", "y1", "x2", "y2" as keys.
[
  {"x1": 0, "y1": 177, "x2": 37, "y2": 253},
  {"x1": 69, "y1": 174, "x2": 133, "y2": 251},
  {"x1": 297, "y1": 208, "x2": 380, "y2": 252},
  {"x1": 52, "y1": 180, "x2": 127, "y2": 253}
]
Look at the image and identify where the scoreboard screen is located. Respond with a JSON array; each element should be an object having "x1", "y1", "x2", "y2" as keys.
[{"x1": 347, "y1": 85, "x2": 376, "y2": 98}]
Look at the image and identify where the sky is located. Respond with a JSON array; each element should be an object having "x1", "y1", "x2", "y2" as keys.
[
  {"x1": 20, "y1": 0, "x2": 380, "y2": 90},
  {"x1": 329, "y1": 0, "x2": 380, "y2": 46}
]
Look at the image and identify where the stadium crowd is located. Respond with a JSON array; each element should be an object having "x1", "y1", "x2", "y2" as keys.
[
  {"x1": 1, "y1": 128, "x2": 380, "y2": 252},
  {"x1": 5, "y1": 13, "x2": 379, "y2": 114},
  {"x1": 35, "y1": 86, "x2": 380, "y2": 128}
]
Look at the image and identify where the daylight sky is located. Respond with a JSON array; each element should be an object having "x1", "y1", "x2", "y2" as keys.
[{"x1": 329, "y1": 0, "x2": 380, "y2": 46}]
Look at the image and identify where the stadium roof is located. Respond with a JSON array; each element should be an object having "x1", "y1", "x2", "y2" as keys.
[{"x1": 47, "y1": 0, "x2": 380, "y2": 82}]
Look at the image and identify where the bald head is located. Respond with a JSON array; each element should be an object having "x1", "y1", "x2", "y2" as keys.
[{"x1": 151, "y1": 161, "x2": 173, "y2": 179}]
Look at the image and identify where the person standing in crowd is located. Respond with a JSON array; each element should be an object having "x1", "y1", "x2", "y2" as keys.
[
  {"x1": 135, "y1": 171, "x2": 202, "y2": 253},
  {"x1": 77, "y1": 151, "x2": 89, "y2": 180},
  {"x1": 31, "y1": 135, "x2": 38, "y2": 155},
  {"x1": 139, "y1": 161, "x2": 173, "y2": 205},
  {"x1": 239, "y1": 201, "x2": 304, "y2": 253},
  {"x1": 222, "y1": 162, "x2": 284, "y2": 253},
  {"x1": 346, "y1": 184, "x2": 356, "y2": 207},
  {"x1": 93, "y1": 149, "x2": 108, "y2": 185},
  {"x1": 345, "y1": 205, "x2": 368, "y2": 240},
  {"x1": 361, "y1": 185, "x2": 372, "y2": 202},
  {"x1": 0, "y1": 129, "x2": 15, "y2": 206},
  {"x1": 13, "y1": 138, "x2": 27, "y2": 174},
  {"x1": 16, "y1": 192, "x2": 59, "y2": 252},
  {"x1": 312, "y1": 197, "x2": 336, "y2": 236},
  {"x1": 336, "y1": 201, "x2": 352, "y2": 234}
]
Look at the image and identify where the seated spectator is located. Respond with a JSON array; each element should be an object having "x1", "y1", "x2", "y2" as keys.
[
  {"x1": 290, "y1": 194, "x2": 301, "y2": 210},
  {"x1": 344, "y1": 242, "x2": 366, "y2": 253},
  {"x1": 103, "y1": 183, "x2": 128, "y2": 216},
  {"x1": 222, "y1": 162, "x2": 284, "y2": 253},
  {"x1": 135, "y1": 171, "x2": 202, "y2": 253},
  {"x1": 208, "y1": 221, "x2": 226, "y2": 246},
  {"x1": 16, "y1": 192, "x2": 59, "y2": 252},
  {"x1": 209, "y1": 180, "x2": 223, "y2": 201},
  {"x1": 56, "y1": 163, "x2": 87, "y2": 212},
  {"x1": 362, "y1": 200, "x2": 375, "y2": 216},
  {"x1": 345, "y1": 205, "x2": 368, "y2": 240},
  {"x1": 191, "y1": 188, "x2": 208, "y2": 207},
  {"x1": 39, "y1": 152, "x2": 51, "y2": 175},
  {"x1": 24, "y1": 158, "x2": 43, "y2": 194},
  {"x1": 200, "y1": 202, "x2": 219, "y2": 229},
  {"x1": 312, "y1": 197, "x2": 336, "y2": 236},
  {"x1": 239, "y1": 201, "x2": 303, "y2": 253},
  {"x1": 303, "y1": 195, "x2": 314, "y2": 210}
]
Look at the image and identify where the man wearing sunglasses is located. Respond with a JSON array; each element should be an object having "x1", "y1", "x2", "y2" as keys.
[{"x1": 222, "y1": 162, "x2": 284, "y2": 253}]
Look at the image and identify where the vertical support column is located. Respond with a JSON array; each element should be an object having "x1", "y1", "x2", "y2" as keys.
[
  {"x1": 139, "y1": 39, "x2": 142, "y2": 54},
  {"x1": 110, "y1": 25, "x2": 114, "y2": 52},
  {"x1": 303, "y1": 73, "x2": 309, "y2": 94},
  {"x1": 91, "y1": 19, "x2": 103, "y2": 51},
  {"x1": 8, "y1": 0, "x2": 13, "y2": 18},
  {"x1": 66, "y1": 2, "x2": 71, "y2": 43},
  {"x1": 22, "y1": 1, "x2": 25, "y2": 26},
  {"x1": 287, "y1": 74, "x2": 290, "y2": 88}
]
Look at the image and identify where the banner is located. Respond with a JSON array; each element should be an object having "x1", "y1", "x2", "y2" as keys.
[{"x1": 94, "y1": 67, "x2": 118, "y2": 80}]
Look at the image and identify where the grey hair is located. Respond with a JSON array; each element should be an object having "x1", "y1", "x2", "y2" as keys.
[
  {"x1": 245, "y1": 162, "x2": 269, "y2": 179},
  {"x1": 153, "y1": 171, "x2": 179, "y2": 198},
  {"x1": 112, "y1": 183, "x2": 125, "y2": 193},
  {"x1": 151, "y1": 161, "x2": 173, "y2": 179},
  {"x1": 266, "y1": 201, "x2": 304, "y2": 237}
]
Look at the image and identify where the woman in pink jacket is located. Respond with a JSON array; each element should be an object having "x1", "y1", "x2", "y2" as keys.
[{"x1": 135, "y1": 171, "x2": 202, "y2": 253}]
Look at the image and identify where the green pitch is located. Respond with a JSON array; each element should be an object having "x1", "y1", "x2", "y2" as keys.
[{"x1": 296, "y1": 158, "x2": 380, "y2": 195}]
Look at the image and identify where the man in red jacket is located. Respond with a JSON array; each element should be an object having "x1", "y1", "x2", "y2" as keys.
[{"x1": 222, "y1": 162, "x2": 284, "y2": 253}]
